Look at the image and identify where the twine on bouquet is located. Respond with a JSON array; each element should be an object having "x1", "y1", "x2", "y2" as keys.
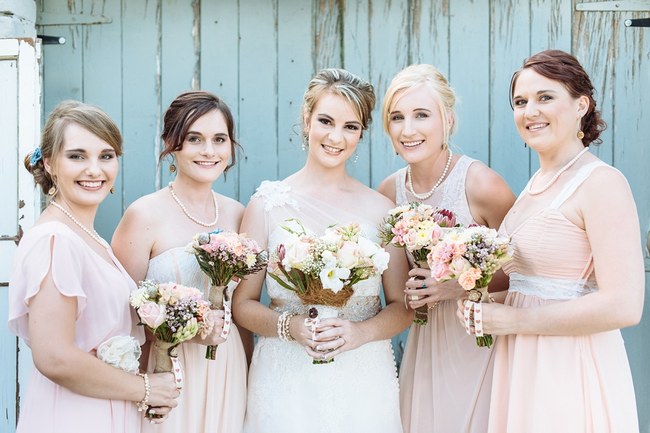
[{"x1": 295, "y1": 278, "x2": 354, "y2": 308}]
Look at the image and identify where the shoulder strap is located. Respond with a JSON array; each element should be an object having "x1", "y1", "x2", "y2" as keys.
[
  {"x1": 394, "y1": 167, "x2": 408, "y2": 205},
  {"x1": 549, "y1": 161, "x2": 608, "y2": 209}
]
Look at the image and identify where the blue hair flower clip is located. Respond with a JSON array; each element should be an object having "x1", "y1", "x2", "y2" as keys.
[{"x1": 29, "y1": 147, "x2": 42, "y2": 166}]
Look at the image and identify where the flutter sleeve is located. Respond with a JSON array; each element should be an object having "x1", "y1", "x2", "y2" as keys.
[{"x1": 8, "y1": 228, "x2": 88, "y2": 345}]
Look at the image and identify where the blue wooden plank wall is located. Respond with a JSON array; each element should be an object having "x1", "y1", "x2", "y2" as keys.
[{"x1": 5, "y1": 0, "x2": 643, "y2": 430}]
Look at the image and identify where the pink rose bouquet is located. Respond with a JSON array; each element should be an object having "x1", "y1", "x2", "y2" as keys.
[
  {"x1": 186, "y1": 229, "x2": 268, "y2": 359},
  {"x1": 427, "y1": 226, "x2": 512, "y2": 347},
  {"x1": 378, "y1": 203, "x2": 458, "y2": 324},
  {"x1": 130, "y1": 280, "x2": 212, "y2": 381}
]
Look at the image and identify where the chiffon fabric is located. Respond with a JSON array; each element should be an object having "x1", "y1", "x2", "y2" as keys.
[
  {"x1": 490, "y1": 161, "x2": 639, "y2": 433},
  {"x1": 395, "y1": 155, "x2": 495, "y2": 433},
  {"x1": 142, "y1": 247, "x2": 247, "y2": 433},
  {"x1": 243, "y1": 181, "x2": 402, "y2": 433},
  {"x1": 8, "y1": 221, "x2": 144, "y2": 433}
]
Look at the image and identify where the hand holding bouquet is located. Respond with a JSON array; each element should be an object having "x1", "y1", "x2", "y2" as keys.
[
  {"x1": 130, "y1": 280, "x2": 213, "y2": 386},
  {"x1": 186, "y1": 229, "x2": 268, "y2": 359},
  {"x1": 379, "y1": 203, "x2": 457, "y2": 324},
  {"x1": 427, "y1": 226, "x2": 512, "y2": 347},
  {"x1": 268, "y1": 220, "x2": 390, "y2": 363}
]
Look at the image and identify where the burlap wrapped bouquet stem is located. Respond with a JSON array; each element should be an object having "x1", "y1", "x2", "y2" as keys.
[
  {"x1": 295, "y1": 278, "x2": 354, "y2": 308},
  {"x1": 153, "y1": 339, "x2": 179, "y2": 373},
  {"x1": 411, "y1": 260, "x2": 432, "y2": 325},
  {"x1": 206, "y1": 285, "x2": 227, "y2": 360}
]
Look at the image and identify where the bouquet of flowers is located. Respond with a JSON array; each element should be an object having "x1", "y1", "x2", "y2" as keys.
[
  {"x1": 427, "y1": 226, "x2": 512, "y2": 348},
  {"x1": 130, "y1": 280, "x2": 213, "y2": 386},
  {"x1": 268, "y1": 219, "x2": 390, "y2": 363},
  {"x1": 186, "y1": 229, "x2": 268, "y2": 359},
  {"x1": 378, "y1": 202, "x2": 457, "y2": 324}
]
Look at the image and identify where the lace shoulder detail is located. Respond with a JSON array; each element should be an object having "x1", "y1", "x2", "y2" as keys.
[{"x1": 252, "y1": 180, "x2": 299, "y2": 212}]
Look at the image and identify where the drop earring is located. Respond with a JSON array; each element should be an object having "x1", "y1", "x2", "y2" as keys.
[
  {"x1": 110, "y1": 186, "x2": 115, "y2": 194},
  {"x1": 352, "y1": 151, "x2": 360, "y2": 164},
  {"x1": 169, "y1": 157, "x2": 177, "y2": 174},
  {"x1": 48, "y1": 175, "x2": 58, "y2": 196},
  {"x1": 577, "y1": 130, "x2": 585, "y2": 140}
]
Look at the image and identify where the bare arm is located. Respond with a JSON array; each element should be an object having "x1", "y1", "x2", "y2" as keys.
[
  {"x1": 29, "y1": 261, "x2": 179, "y2": 407},
  {"x1": 481, "y1": 168, "x2": 644, "y2": 336},
  {"x1": 465, "y1": 162, "x2": 516, "y2": 229},
  {"x1": 377, "y1": 173, "x2": 398, "y2": 203},
  {"x1": 112, "y1": 202, "x2": 157, "y2": 284}
]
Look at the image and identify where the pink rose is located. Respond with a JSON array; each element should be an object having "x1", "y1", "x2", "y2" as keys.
[
  {"x1": 431, "y1": 263, "x2": 451, "y2": 281},
  {"x1": 458, "y1": 267, "x2": 482, "y2": 291},
  {"x1": 138, "y1": 301, "x2": 166, "y2": 329}
]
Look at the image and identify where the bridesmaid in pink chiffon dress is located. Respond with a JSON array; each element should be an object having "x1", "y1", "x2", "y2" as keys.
[
  {"x1": 113, "y1": 91, "x2": 248, "y2": 433},
  {"x1": 378, "y1": 64, "x2": 515, "y2": 433},
  {"x1": 469, "y1": 50, "x2": 643, "y2": 433},
  {"x1": 8, "y1": 101, "x2": 179, "y2": 433}
]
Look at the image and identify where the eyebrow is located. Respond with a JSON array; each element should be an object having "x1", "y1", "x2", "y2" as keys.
[
  {"x1": 186, "y1": 131, "x2": 229, "y2": 137},
  {"x1": 317, "y1": 113, "x2": 361, "y2": 125},
  {"x1": 64, "y1": 148, "x2": 115, "y2": 153},
  {"x1": 513, "y1": 89, "x2": 558, "y2": 99}
]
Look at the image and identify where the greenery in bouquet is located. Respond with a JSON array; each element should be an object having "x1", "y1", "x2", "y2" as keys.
[
  {"x1": 130, "y1": 280, "x2": 213, "y2": 345},
  {"x1": 186, "y1": 229, "x2": 269, "y2": 287},
  {"x1": 268, "y1": 219, "x2": 390, "y2": 308}
]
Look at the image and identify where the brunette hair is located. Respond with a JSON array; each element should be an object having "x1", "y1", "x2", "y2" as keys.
[
  {"x1": 382, "y1": 64, "x2": 457, "y2": 147},
  {"x1": 302, "y1": 68, "x2": 376, "y2": 135},
  {"x1": 24, "y1": 100, "x2": 122, "y2": 195},
  {"x1": 159, "y1": 91, "x2": 240, "y2": 172},
  {"x1": 510, "y1": 49, "x2": 606, "y2": 146}
]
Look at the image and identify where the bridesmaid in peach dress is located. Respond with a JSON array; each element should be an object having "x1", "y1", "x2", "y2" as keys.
[
  {"x1": 466, "y1": 50, "x2": 643, "y2": 433},
  {"x1": 113, "y1": 91, "x2": 248, "y2": 433},
  {"x1": 8, "y1": 101, "x2": 179, "y2": 433},
  {"x1": 378, "y1": 64, "x2": 515, "y2": 433}
]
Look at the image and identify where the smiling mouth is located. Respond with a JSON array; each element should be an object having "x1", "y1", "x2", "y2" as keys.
[
  {"x1": 194, "y1": 161, "x2": 219, "y2": 166},
  {"x1": 527, "y1": 123, "x2": 548, "y2": 131},
  {"x1": 77, "y1": 181, "x2": 104, "y2": 188},
  {"x1": 322, "y1": 144, "x2": 344, "y2": 155},
  {"x1": 402, "y1": 140, "x2": 424, "y2": 148}
]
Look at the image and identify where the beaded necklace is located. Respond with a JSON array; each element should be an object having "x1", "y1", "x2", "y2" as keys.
[
  {"x1": 526, "y1": 147, "x2": 589, "y2": 196},
  {"x1": 50, "y1": 200, "x2": 107, "y2": 247},
  {"x1": 168, "y1": 182, "x2": 219, "y2": 227},
  {"x1": 406, "y1": 148, "x2": 453, "y2": 200}
]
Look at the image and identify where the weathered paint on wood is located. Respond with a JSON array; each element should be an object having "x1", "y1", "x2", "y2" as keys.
[{"x1": 15, "y1": 0, "x2": 648, "y2": 431}]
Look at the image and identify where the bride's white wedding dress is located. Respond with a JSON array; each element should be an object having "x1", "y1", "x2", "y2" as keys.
[{"x1": 243, "y1": 181, "x2": 403, "y2": 433}]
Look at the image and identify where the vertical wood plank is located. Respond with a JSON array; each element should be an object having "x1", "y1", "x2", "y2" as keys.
[
  {"x1": 121, "y1": 0, "x2": 161, "y2": 208},
  {"x1": 449, "y1": 0, "x2": 491, "y2": 163},
  {"x1": 238, "y1": 0, "x2": 279, "y2": 201},
  {"x1": 160, "y1": 0, "x2": 197, "y2": 189},
  {"x1": 367, "y1": 0, "x2": 410, "y2": 188},
  {"x1": 410, "y1": 0, "x2": 449, "y2": 72},
  {"x1": 342, "y1": 0, "x2": 372, "y2": 185},
  {"x1": 200, "y1": 0, "x2": 240, "y2": 201},
  {"x1": 313, "y1": 0, "x2": 342, "y2": 71},
  {"x1": 490, "y1": 0, "x2": 531, "y2": 195},
  {"x1": 611, "y1": 10, "x2": 650, "y2": 430},
  {"x1": 83, "y1": 0, "x2": 124, "y2": 240},
  {"x1": 276, "y1": 0, "x2": 312, "y2": 180}
]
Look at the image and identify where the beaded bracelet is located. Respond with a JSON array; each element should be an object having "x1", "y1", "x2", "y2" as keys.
[
  {"x1": 276, "y1": 311, "x2": 296, "y2": 342},
  {"x1": 136, "y1": 372, "x2": 150, "y2": 412}
]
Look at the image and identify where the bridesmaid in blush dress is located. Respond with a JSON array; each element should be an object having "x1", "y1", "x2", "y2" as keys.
[
  {"x1": 377, "y1": 64, "x2": 515, "y2": 433},
  {"x1": 465, "y1": 50, "x2": 643, "y2": 433},
  {"x1": 112, "y1": 91, "x2": 248, "y2": 433},
  {"x1": 8, "y1": 101, "x2": 179, "y2": 433}
]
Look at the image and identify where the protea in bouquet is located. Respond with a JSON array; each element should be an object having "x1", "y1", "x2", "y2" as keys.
[
  {"x1": 186, "y1": 229, "x2": 268, "y2": 359},
  {"x1": 378, "y1": 202, "x2": 458, "y2": 324},
  {"x1": 427, "y1": 226, "x2": 512, "y2": 348},
  {"x1": 130, "y1": 280, "x2": 213, "y2": 387},
  {"x1": 268, "y1": 219, "x2": 390, "y2": 363}
]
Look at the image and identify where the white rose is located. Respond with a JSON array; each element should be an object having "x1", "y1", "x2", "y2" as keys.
[{"x1": 97, "y1": 336, "x2": 142, "y2": 373}]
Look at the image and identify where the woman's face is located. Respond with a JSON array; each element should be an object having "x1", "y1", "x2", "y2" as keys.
[
  {"x1": 387, "y1": 84, "x2": 448, "y2": 164},
  {"x1": 304, "y1": 92, "x2": 363, "y2": 168},
  {"x1": 45, "y1": 122, "x2": 118, "y2": 209},
  {"x1": 512, "y1": 69, "x2": 587, "y2": 152},
  {"x1": 173, "y1": 109, "x2": 232, "y2": 184}
]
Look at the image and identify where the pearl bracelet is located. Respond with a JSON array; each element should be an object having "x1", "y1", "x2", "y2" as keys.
[
  {"x1": 276, "y1": 311, "x2": 295, "y2": 342},
  {"x1": 136, "y1": 372, "x2": 150, "y2": 412}
]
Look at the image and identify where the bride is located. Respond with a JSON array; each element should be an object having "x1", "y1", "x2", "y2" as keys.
[{"x1": 233, "y1": 68, "x2": 411, "y2": 433}]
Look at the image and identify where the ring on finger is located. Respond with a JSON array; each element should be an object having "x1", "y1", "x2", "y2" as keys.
[
  {"x1": 410, "y1": 294, "x2": 419, "y2": 301},
  {"x1": 420, "y1": 282, "x2": 426, "y2": 289}
]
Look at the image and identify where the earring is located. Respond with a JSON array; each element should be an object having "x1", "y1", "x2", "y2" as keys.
[
  {"x1": 169, "y1": 158, "x2": 176, "y2": 174},
  {"x1": 301, "y1": 141, "x2": 307, "y2": 151},
  {"x1": 352, "y1": 151, "x2": 359, "y2": 164},
  {"x1": 577, "y1": 130, "x2": 585, "y2": 140},
  {"x1": 48, "y1": 175, "x2": 57, "y2": 196},
  {"x1": 110, "y1": 186, "x2": 115, "y2": 194}
]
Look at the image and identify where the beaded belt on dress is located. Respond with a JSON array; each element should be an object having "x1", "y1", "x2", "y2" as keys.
[
  {"x1": 508, "y1": 272, "x2": 598, "y2": 300},
  {"x1": 269, "y1": 296, "x2": 381, "y2": 322}
]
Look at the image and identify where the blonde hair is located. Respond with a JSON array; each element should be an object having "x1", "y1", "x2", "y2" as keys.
[
  {"x1": 302, "y1": 68, "x2": 375, "y2": 134},
  {"x1": 382, "y1": 64, "x2": 457, "y2": 146}
]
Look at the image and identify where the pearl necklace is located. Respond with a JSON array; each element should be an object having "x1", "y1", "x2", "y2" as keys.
[
  {"x1": 168, "y1": 182, "x2": 219, "y2": 227},
  {"x1": 50, "y1": 200, "x2": 107, "y2": 247},
  {"x1": 526, "y1": 147, "x2": 590, "y2": 196},
  {"x1": 407, "y1": 148, "x2": 453, "y2": 200}
]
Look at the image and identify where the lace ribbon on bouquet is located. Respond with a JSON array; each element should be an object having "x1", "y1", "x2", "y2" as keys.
[{"x1": 462, "y1": 286, "x2": 493, "y2": 348}]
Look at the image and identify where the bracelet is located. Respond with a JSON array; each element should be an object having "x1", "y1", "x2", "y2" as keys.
[
  {"x1": 136, "y1": 372, "x2": 150, "y2": 412},
  {"x1": 276, "y1": 311, "x2": 296, "y2": 342}
]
